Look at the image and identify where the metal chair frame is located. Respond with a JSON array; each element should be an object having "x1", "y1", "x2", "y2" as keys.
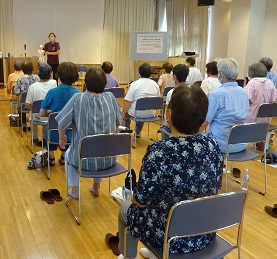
[
  {"x1": 129, "y1": 97, "x2": 163, "y2": 148},
  {"x1": 26, "y1": 100, "x2": 47, "y2": 154},
  {"x1": 66, "y1": 133, "x2": 132, "y2": 225},
  {"x1": 256, "y1": 102, "x2": 277, "y2": 131},
  {"x1": 17, "y1": 91, "x2": 30, "y2": 136},
  {"x1": 225, "y1": 122, "x2": 269, "y2": 195},
  {"x1": 124, "y1": 191, "x2": 247, "y2": 259}
]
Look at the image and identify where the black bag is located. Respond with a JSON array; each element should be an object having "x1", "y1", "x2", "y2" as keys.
[{"x1": 9, "y1": 114, "x2": 21, "y2": 127}]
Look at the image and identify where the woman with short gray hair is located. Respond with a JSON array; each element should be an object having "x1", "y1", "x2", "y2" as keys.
[
  {"x1": 259, "y1": 57, "x2": 277, "y2": 88},
  {"x1": 217, "y1": 58, "x2": 239, "y2": 82}
]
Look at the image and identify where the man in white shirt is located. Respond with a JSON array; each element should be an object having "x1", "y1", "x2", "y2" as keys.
[
  {"x1": 122, "y1": 63, "x2": 160, "y2": 138},
  {"x1": 200, "y1": 61, "x2": 221, "y2": 97},
  {"x1": 26, "y1": 63, "x2": 57, "y2": 143},
  {"x1": 185, "y1": 57, "x2": 203, "y2": 86}
]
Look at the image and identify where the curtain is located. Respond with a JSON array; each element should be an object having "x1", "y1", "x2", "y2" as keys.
[
  {"x1": 0, "y1": 0, "x2": 15, "y2": 57},
  {"x1": 166, "y1": 0, "x2": 208, "y2": 76},
  {"x1": 102, "y1": 0, "x2": 156, "y2": 84}
]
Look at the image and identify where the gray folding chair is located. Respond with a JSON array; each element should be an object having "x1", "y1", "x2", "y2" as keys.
[
  {"x1": 256, "y1": 102, "x2": 277, "y2": 131},
  {"x1": 43, "y1": 112, "x2": 71, "y2": 180},
  {"x1": 125, "y1": 191, "x2": 247, "y2": 259},
  {"x1": 66, "y1": 133, "x2": 132, "y2": 225},
  {"x1": 26, "y1": 100, "x2": 48, "y2": 154},
  {"x1": 129, "y1": 97, "x2": 163, "y2": 148},
  {"x1": 225, "y1": 122, "x2": 269, "y2": 195},
  {"x1": 17, "y1": 91, "x2": 29, "y2": 136},
  {"x1": 104, "y1": 87, "x2": 125, "y2": 107}
]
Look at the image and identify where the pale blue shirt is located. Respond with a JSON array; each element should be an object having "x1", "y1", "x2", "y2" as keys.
[
  {"x1": 267, "y1": 71, "x2": 277, "y2": 88},
  {"x1": 206, "y1": 82, "x2": 249, "y2": 153}
]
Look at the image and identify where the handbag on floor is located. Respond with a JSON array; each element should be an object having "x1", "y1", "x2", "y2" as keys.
[{"x1": 27, "y1": 150, "x2": 48, "y2": 170}]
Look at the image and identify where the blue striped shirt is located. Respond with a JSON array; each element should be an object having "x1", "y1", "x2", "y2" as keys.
[{"x1": 56, "y1": 91, "x2": 122, "y2": 170}]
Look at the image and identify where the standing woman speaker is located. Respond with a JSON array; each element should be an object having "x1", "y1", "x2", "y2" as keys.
[{"x1": 43, "y1": 33, "x2": 60, "y2": 82}]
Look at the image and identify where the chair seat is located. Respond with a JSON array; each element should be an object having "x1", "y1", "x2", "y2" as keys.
[
  {"x1": 146, "y1": 235, "x2": 234, "y2": 259},
  {"x1": 227, "y1": 149, "x2": 262, "y2": 161},
  {"x1": 129, "y1": 116, "x2": 161, "y2": 123},
  {"x1": 71, "y1": 161, "x2": 128, "y2": 178}
]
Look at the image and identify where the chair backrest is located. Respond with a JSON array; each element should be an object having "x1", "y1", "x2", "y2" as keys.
[
  {"x1": 19, "y1": 91, "x2": 28, "y2": 105},
  {"x1": 227, "y1": 122, "x2": 269, "y2": 145},
  {"x1": 135, "y1": 97, "x2": 163, "y2": 111},
  {"x1": 236, "y1": 79, "x2": 244, "y2": 87},
  {"x1": 164, "y1": 191, "x2": 247, "y2": 246},
  {"x1": 257, "y1": 103, "x2": 277, "y2": 118},
  {"x1": 163, "y1": 86, "x2": 174, "y2": 98},
  {"x1": 77, "y1": 65, "x2": 87, "y2": 72},
  {"x1": 150, "y1": 77, "x2": 159, "y2": 83},
  {"x1": 48, "y1": 112, "x2": 59, "y2": 130},
  {"x1": 104, "y1": 87, "x2": 125, "y2": 98},
  {"x1": 79, "y1": 133, "x2": 131, "y2": 159},
  {"x1": 32, "y1": 100, "x2": 43, "y2": 113}
]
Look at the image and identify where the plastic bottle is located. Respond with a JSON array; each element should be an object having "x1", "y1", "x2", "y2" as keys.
[{"x1": 241, "y1": 168, "x2": 249, "y2": 191}]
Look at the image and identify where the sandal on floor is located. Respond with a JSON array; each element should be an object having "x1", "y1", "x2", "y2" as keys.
[
  {"x1": 49, "y1": 157, "x2": 55, "y2": 166},
  {"x1": 59, "y1": 155, "x2": 65, "y2": 165},
  {"x1": 40, "y1": 191, "x2": 54, "y2": 204}
]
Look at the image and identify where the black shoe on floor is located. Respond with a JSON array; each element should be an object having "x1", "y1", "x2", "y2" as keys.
[
  {"x1": 23, "y1": 127, "x2": 31, "y2": 132},
  {"x1": 36, "y1": 140, "x2": 43, "y2": 146}
]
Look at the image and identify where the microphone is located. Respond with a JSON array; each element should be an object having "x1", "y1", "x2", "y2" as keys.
[
  {"x1": 24, "y1": 44, "x2": 26, "y2": 57},
  {"x1": 24, "y1": 44, "x2": 26, "y2": 50}
]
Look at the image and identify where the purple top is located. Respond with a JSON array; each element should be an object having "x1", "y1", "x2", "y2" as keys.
[
  {"x1": 43, "y1": 42, "x2": 60, "y2": 65},
  {"x1": 105, "y1": 74, "x2": 119, "y2": 89}
]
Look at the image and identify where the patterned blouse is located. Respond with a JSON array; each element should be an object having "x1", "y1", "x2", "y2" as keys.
[
  {"x1": 127, "y1": 133, "x2": 224, "y2": 254},
  {"x1": 13, "y1": 74, "x2": 40, "y2": 95}
]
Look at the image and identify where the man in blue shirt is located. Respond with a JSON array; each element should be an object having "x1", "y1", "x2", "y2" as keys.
[
  {"x1": 201, "y1": 58, "x2": 249, "y2": 153},
  {"x1": 259, "y1": 57, "x2": 277, "y2": 88}
]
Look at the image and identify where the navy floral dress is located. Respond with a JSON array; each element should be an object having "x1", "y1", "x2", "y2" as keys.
[{"x1": 127, "y1": 133, "x2": 224, "y2": 253}]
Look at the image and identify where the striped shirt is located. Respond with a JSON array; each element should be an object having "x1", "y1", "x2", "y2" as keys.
[{"x1": 56, "y1": 91, "x2": 122, "y2": 170}]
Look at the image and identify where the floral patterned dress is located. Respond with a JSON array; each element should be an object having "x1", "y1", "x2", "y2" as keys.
[{"x1": 127, "y1": 133, "x2": 224, "y2": 253}]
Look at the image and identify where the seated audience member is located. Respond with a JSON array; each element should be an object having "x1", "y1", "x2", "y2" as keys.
[
  {"x1": 111, "y1": 85, "x2": 224, "y2": 259},
  {"x1": 25, "y1": 63, "x2": 57, "y2": 144},
  {"x1": 157, "y1": 62, "x2": 175, "y2": 96},
  {"x1": 56, "y1": 68, "x2": 122, "y2": 198},
  {"x1": 201, "y1": 58, "x2": 249, "y2": 153},
  {"x1": 185, "y1": 57, "x2": 203, "y2": 86},
  {"x1": 13, "y1": 61, "x2": 40, "y2": 129},
  {"x1": 122, "y1": 63, "x2": 160, "y2": 138},
  {"x1": 101, "y1": 61, "x2": 119, "y2": 88},
  {"x1": 200, "y1": 61, "x2": 221, "y2": 96},
  {"x1": 7, "y1": 60, "x2": 23, "y2": 95},
  {"x1": 159, "y1": 64, "x2": 190, "y2": 139},
  {"x1": 259, "y1": 57, "x2": 277, "y2": 88},
  {"x1": 40, "y1": 62, "x2": 80, "y2": 166},
  {"x1": 245, "y1": 62, "x2": 277, "y2": 151}
]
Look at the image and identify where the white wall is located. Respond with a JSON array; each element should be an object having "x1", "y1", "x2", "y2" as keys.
[
  {"x1": 261, "y1": 0, "x2": 277, "y2": 71},
  {"x1": 13, "y1": 0, "x2": 104, "y2": 64},
  {"x1": 209, "y1": 0, "x2": 272, "y2": 78},
  {"x1": 207, "y1": 0, "x2": 231, "y2": 62}
]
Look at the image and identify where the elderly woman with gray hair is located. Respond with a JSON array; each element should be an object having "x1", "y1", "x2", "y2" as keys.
[
  {"x1": 245, "y1": 62, "x2": 277, "y2": 123},
  {"x1": 245, "y1": 62, "x2": 277, "y2": 151},
  {"x1": 259, "y1": 57, "x2": 277, "y2": 88},
  {"x1": 201, "y1": 58, "x2": 249, "y2": 153}
]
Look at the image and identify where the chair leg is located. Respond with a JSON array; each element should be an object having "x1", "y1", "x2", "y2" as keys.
[
  {"x1": 132, "y1": 121, "x2": 137, "y2": 148},
  {"x1": 46, "y1": 142, "x2": 50, "y2": 180},
  {"x1": 65, "y1": 164, "x2": 81, "y2": 225}
]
